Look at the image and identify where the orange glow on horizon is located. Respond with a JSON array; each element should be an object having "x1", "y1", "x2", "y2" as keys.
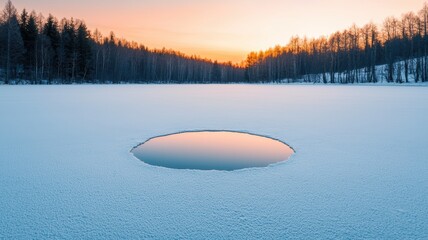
[{"x1": 10, "y1": 0, "x2": 427, "y2": 63}]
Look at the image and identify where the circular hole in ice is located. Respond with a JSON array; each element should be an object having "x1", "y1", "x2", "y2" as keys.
[{"x1": 131, "y1": 131, "x2": 294, "y2": 171}]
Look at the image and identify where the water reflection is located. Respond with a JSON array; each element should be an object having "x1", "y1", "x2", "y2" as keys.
[{"x1": 131, "y1": 131, "x2": 294, "y2": 171}]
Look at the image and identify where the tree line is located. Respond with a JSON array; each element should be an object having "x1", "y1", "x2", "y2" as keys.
[
  {"x1": 2, "y1": 0, "x2": 428, "y2": 84},
  {"x1": 0, "y1": 0, "x2": 244, "y2": 84},
  {"x1": 245, "y1": 3, "x2": 428, "y2": 83}
]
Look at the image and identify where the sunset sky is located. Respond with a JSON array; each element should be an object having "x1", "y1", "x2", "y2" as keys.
[{"x1": 6, "y1": 0, "x2": 426, "y2": 63}]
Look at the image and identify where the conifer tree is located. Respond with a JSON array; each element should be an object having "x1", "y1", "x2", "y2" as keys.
[{"x1": 0, "y1": 0, "x2": 24, "y2": 83}]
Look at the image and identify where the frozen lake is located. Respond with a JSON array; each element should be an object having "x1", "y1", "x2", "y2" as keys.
[{"x1": 1, "y1": 85, "x2": 427, "y2": 239}]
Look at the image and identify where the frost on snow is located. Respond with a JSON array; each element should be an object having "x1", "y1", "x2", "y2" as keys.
[{"x1": 0, "y1": 85, "x2": 427, "y2": 239}]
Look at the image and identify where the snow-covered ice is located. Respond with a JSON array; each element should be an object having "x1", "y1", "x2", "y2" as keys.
[{"x1": 0, "y1": 85, "x2": 427, "y2": 239}]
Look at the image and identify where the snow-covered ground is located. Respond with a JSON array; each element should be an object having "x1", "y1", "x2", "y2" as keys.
[
  {"x1": 282, "y1": 58, "x2": 428, "y2": 84},
  {"x1": 0, "y1": 85, "x2": 427, "y2": 239}
]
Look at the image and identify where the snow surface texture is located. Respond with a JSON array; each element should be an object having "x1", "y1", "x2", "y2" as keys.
[{"x1": 0, "y1": 85, "x2": 427, "y2": 239}]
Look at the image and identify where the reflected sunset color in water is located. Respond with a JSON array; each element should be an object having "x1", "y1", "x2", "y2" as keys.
[{"x1": 131, "y1": 131, "x2": 294, "y2": 171}]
